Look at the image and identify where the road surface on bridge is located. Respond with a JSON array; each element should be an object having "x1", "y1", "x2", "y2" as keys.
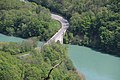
[
  {"x1": 20, "y1": 0, "x2": 69, "y2": 44},
  {"x1": 45, "y1": 14, "x2": 69, "y2": 44}
]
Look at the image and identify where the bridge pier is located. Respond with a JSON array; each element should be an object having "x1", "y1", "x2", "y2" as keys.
[
  {"x1": 45, "y1": 14, "x2": 69, "y2": 45},
  {"x1": 54, "y1": 33, "x2": 63, "y2": 44}
]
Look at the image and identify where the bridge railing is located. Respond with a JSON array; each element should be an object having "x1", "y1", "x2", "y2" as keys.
[{"x1": 45, "y1": 14, "x2": 69, "y2": 45}]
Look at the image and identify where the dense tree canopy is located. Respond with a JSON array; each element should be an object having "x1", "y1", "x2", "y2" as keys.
[
  {"x1": 0, "y1": 0, "x2": 119, "y2": 56},
  {"x1": 29, "y1": 0, "x2": 120, "y2": 56},
  {"x1": 0, "y1": 0, "x2": 119, "y2": 79},
  {"x1": 0, "y1": 0, "x2": 60, "y2": 41},
  {"x1": 0, "y1": 0, "x2": 81, "y2": 79},
  {"x1": 0, "y1": 42, "x2": 81, "y2": 80}
]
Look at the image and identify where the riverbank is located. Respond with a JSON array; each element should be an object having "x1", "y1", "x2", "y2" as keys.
[
  {"x1": 0, "y1": 33, "x2": 85, "y2": 80},
  {"x1": 1, "y1": 33, "x2": 120, "y2": 80},
  {"x1": 74, "y1": 44, "x2": 120, "y2": 57},
  {"x1": 29, "y1": 0, "x2": 120, "y2": 58},
  {"x1": 75, "y1": 70, "x2": 86, "y2": 80},
  {"x1": 68, "y1": 45, "x2": 120, "y2": 80},
  {"x1": 0, "y1": 39, "x2": 82, "y2": 80}
]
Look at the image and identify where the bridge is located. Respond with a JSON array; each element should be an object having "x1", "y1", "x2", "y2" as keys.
[
  {"x1": 44, "y1": 14, "x2": 69, "y2": 45},
  {"x1": 20, "y1": 0, "x2": 69, "y2": 45}
]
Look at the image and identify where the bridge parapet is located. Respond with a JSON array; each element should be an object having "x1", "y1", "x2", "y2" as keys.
[{"x1": 44, "y1": 14, "x2": 69, "y2": 45}]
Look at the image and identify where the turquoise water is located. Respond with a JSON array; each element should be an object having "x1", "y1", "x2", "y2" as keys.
[
  {"x1": 68, "y1": 45, "x2": 120, "y2": 80},
  {"x1": 0, "y1": 34, "x2": 44, "y2": 46},
  {"x1": 0, "y1": 34, "x2": 24, "y2": 42},
  {"x1": 0, "y1": 33, "x2": 120, "y2": 80}
]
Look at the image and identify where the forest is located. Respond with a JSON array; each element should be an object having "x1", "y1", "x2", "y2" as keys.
[
  {"x1": 0, "y1": 41, "x2": 81, "y2": 80},
  {"x1": 0, "y1": 0, "x2": 119, "y2": 56},
  {"x1": 28, "y1": 0, "x2": 120, "y2": 56},
  {"x1": 0, "y1": 0, "x2": 119, "y2": 80},
  {"x1": 0, "y1": 0, "x2": 82, "y2": 80},
  {"x1": 0, "y1": 0, "x2": 60, "y2": 41}
]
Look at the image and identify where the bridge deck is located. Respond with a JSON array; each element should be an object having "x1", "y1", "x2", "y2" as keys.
[{"x1": 45, "y1": 14, "x2": 69, "y2": 45}]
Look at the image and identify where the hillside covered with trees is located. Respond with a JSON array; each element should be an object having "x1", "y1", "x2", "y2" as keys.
[
  {"x1": 0, "y1": 0, "x2": 83, "y2": 80},
  {"x1": 29, "y1": 0, "x2": 120, "y2": 56},
  {"x1": 0, "y1": 41, "x2": 82, "y2": 80},
  {"x1": 0, "y1": 0, "x2": 60, "y2": 41},
  {"x1": 0, "y1": 0, "x2": 119, "y2": 80}
]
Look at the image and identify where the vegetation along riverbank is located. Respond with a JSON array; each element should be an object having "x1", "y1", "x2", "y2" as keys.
[{"x1": 28, "y1": 0, "x2": 120, "y2": 56}]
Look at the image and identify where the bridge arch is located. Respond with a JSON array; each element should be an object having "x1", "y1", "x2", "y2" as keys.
[{"x1": 44, "y1": 14, "x2": 69, "y2": 45}]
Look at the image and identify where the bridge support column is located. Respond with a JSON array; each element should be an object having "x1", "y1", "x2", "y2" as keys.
[
  {"x1": 54, "y1": 30, "x2": 66, "y2": 44},
  {"x1": 54, "y1": 34, "x2": 63, "y2": 44}
]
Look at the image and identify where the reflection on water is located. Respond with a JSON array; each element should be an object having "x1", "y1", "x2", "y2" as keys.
[
  {"x1": 0, "y1": 34, "x2": 44, "y2": 46},
  {"x1": 0, "y1": 33, "x2": 120, "y2": 80},
  {"x1": 68, "y1": 45, "x2": 120, "y2": 80}
]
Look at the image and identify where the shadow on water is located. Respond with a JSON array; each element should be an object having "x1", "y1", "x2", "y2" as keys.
[
  {"x1": 69, "y1": 43, "x2": 120, "y2": 58},
  {"x1": 89, "y1": 47, "x2": 120, "y2": 58}
]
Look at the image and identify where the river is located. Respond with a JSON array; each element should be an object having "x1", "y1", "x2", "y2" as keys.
[{"x1": 0, "y1": 33, "x2": 120, "y2": 80}]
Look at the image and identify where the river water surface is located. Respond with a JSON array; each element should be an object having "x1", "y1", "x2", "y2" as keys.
[
  {"x1": 68, "y1": 45, "x2": 120, "y2": 80},
  {"x1": 0, "y1": 33, "x2": 120, "y2": 80}
]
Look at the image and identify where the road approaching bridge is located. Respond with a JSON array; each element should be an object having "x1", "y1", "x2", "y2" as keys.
[
  {"x1": 20, "y1": 0, "x2": 69, "y2": 45},
  {"x1": 44, "y1": 14, "x2": 69, "y2": 45}
]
